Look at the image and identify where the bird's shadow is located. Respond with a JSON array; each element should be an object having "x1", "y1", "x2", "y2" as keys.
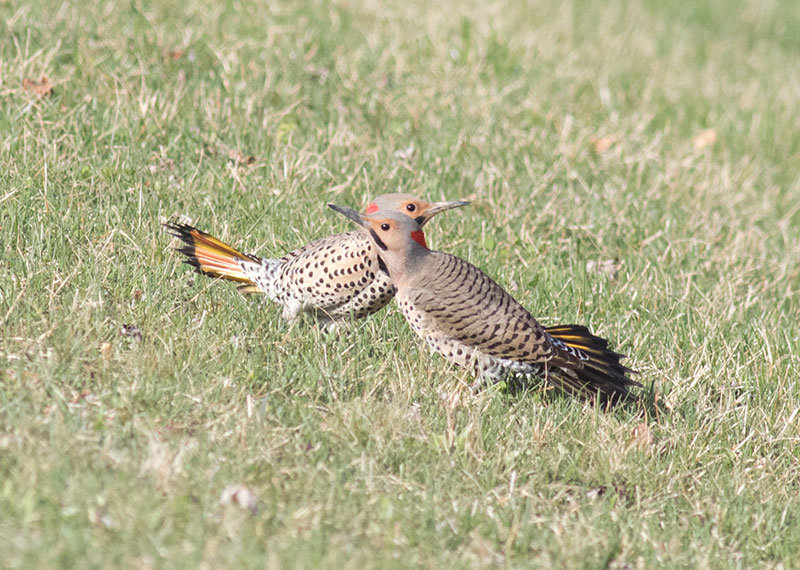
[{"x1": 500, "y1": 375, "x2": 670, "y2": 421}]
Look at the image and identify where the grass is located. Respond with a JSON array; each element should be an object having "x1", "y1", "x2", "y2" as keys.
[{"x1": 2, "y1": 0, "x2": 800, "y2": 566}]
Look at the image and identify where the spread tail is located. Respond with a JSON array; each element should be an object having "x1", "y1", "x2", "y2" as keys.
[
  {"x1": 164, "y1": 222, "x2": 265, "y2": 294},
  {"x1": 545, "y1": 324, "x2": 640, "y2": 402}
]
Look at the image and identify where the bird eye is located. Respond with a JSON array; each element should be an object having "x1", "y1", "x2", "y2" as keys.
[
  {"x1": 380, "y1": 223, "x2": 390, "y2": 231},
  {"x1": 406, "y1": 203, "x2": 416, "y2": 212}
]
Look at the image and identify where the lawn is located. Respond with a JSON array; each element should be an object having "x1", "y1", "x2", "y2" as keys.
[{"x1": 2, "y1": 0, "x2": 800, "y2": 567}]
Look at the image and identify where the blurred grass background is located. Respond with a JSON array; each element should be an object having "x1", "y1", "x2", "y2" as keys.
[{"x1": 1, "y1": 0, "x2": 799, "y2": 567}]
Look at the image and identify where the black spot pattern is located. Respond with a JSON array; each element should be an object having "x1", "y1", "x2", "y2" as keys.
[
  {"x1": 167, "y1": 194, "x2": 465, "y2": 325},
  {"x1": 264, "y1": 231, "x2": 395, "y2": 320}
]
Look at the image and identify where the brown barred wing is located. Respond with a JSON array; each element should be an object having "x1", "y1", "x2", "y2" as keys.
[{"x1": 407, "y1": 252, "x2": 557, "y2": 364}]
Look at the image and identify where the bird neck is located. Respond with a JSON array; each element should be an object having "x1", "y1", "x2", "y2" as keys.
[{"x1": 384, "y1": 242, "x2": 430, "y2": 289}]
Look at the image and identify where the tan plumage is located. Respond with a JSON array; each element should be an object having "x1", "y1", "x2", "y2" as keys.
[
  {"x1": 328, "y1": 205, "x2": 640, "y2": 401},
  {"x1": 165, "y1": 194, "x2": 468, "y2": 324}
]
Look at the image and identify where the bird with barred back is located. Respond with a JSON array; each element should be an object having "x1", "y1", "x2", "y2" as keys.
[
  {"x1": 164, "y1": 194, "x2": 469, "y2": 324},
  {"x1": 327, "y1": 204, "x2": 640, "y2": 401}
]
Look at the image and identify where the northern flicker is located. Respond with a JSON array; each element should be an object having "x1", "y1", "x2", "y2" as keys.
[
  {"x1": 164, "y1": 194, "x2": 469, "y2": 324},
  {"x1": 327, "y1": 205, "x2": 640, "y2": 401}
]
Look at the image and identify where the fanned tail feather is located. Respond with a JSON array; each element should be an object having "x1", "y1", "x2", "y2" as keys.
[
  {"x1": 164, "y1": 222, "x2": 264, "y2": 294},
  {"x1": 545, "y1": 324, "x2": 640, "y2": 402}
]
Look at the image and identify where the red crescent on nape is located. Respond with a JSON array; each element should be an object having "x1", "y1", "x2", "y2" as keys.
[
  {"x1": 365, "y1": 203, "x2": 378, "y2": 214},
  {"x1": 410, "y1": 230, "x2": 427, "y2": 248}
]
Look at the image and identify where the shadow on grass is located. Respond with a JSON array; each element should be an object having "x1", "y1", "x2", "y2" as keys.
[{"x1": 501, "y1": 375, "x2": 671, "y2": 420}]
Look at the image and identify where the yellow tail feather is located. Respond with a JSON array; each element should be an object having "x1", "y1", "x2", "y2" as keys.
[
  {"x1": 165, "y1": 222, "x2": 260, "y2": 289},
  {"x1": 545, "y1": 323, "x2": 640, "y2": 401}
]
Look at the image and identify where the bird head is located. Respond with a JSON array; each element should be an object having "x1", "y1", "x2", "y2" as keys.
[
  {"x1": 365, "y1": 193, "x2": 469, "y2": 227},
  {"x1": 328, "y1": 204, "x2": 430, "y2": 280}
]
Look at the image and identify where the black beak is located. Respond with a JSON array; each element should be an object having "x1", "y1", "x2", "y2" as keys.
[
  {"x1": 327, "y1": 204, "x2": 370, "y2": 229},
  {"x1": 418, "y1": 199, "x2": 470, "y2": 227}
]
